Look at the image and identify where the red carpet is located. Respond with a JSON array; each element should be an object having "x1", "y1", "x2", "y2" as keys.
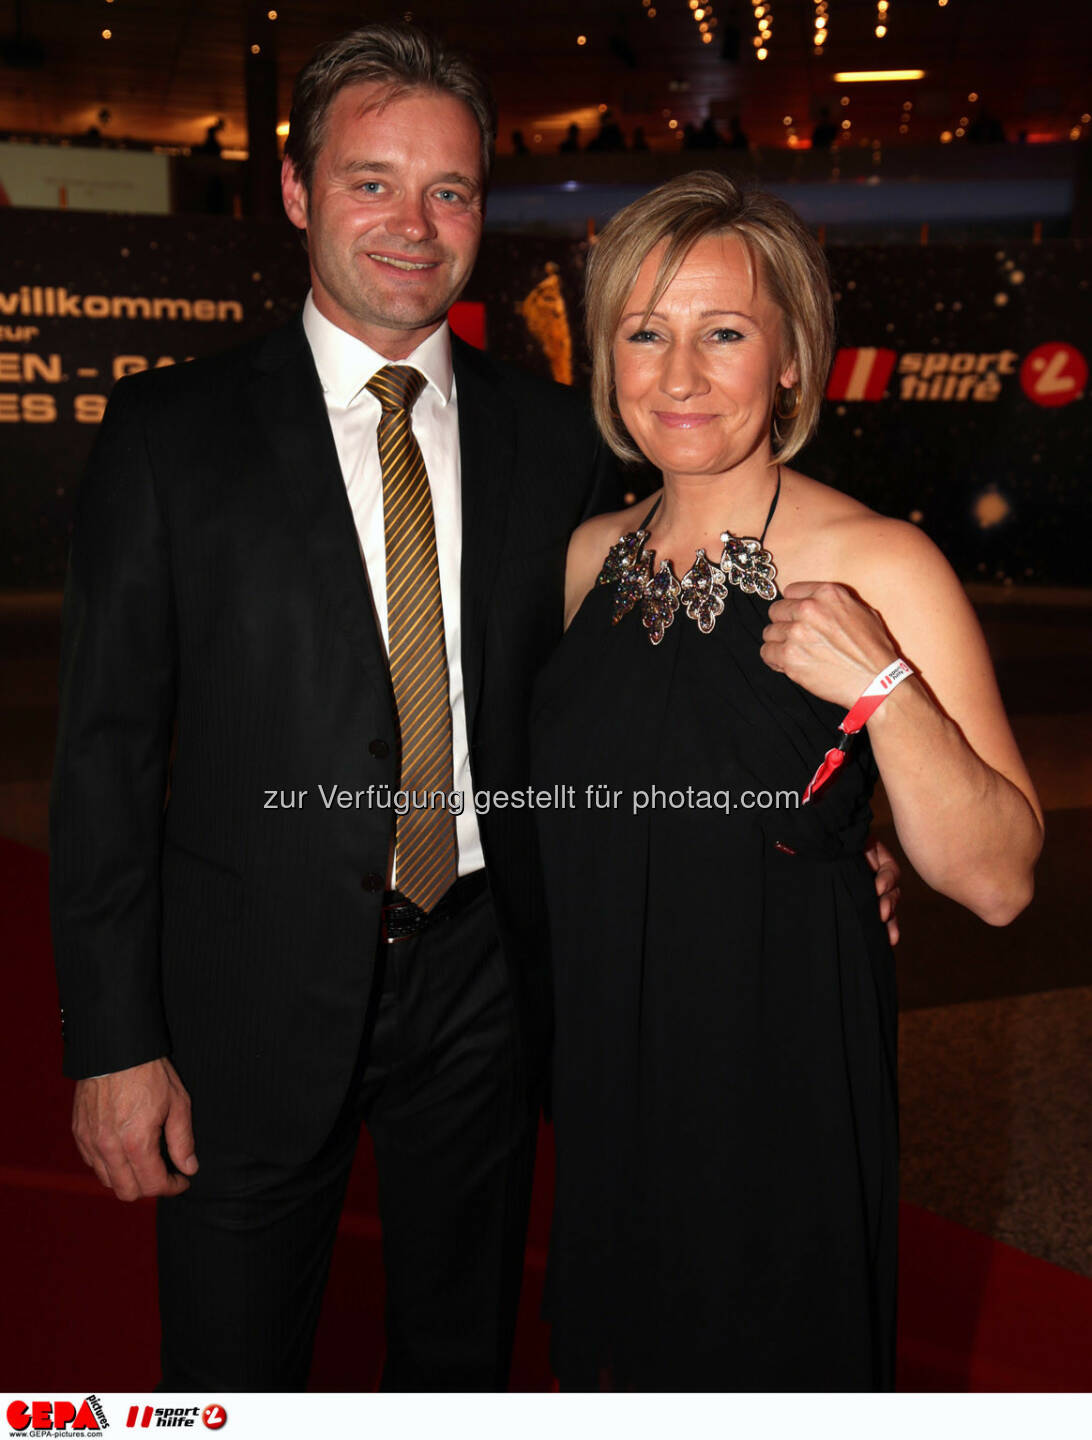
[{"x1": 3, "y1": 835, "x2": 1089, "y2": 1392}]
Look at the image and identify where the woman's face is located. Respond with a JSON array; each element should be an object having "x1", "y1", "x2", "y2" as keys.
[{"x1": 612, "y1": 231, "x2": 795, "y2": 482}]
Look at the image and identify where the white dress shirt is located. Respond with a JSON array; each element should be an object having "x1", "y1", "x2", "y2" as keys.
[{"x1": 302, "y1": 292, "x2": 484, "y2": 880}]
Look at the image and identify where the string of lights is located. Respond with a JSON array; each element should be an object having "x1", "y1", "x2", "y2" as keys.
[
  {"x1": 686, "y1": 0, "x2": 717, "y2": 46},
  {"x1": 752, "y1": 0, "x2": 772, "y2": 62},
  {"x1": 813, "y1": 1, "x2": 828, "y2": 56}
]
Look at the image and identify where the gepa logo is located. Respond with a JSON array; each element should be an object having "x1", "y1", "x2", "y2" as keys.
[{"x1": 6, "y1": 1399, "x2": 106, "y2": 1433}]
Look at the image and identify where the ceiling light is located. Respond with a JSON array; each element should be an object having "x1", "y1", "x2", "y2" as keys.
[{"x1": 834, "y1": 70, "x2": 925, "y2": 82}]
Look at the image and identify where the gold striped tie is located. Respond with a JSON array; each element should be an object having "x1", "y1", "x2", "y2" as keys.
[{"x1": 366, "y1": 364, "x2": 457, "y2": 913}]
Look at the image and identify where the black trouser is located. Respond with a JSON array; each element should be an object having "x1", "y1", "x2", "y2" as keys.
[{"x1": 157, "y1": 886, "x2": 538, "y2": 1391}]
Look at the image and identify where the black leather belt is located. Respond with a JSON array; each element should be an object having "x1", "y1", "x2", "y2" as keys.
[{"x1": 380, "y1": 869, "x2": 488, "y2": 944}]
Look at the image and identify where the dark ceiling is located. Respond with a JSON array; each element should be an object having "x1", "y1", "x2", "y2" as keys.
[{"x1": 1, "y1": 0, "x2": 1089, "y2": 154}]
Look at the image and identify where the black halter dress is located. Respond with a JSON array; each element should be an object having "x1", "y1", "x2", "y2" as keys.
[{"x1": 529, "y1": 485, "x2": 898, "y2": 1391}]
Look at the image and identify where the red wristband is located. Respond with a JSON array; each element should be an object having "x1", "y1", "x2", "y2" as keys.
[{"x1": 802, "y1": 658, "x2": 914, "y2": 804}]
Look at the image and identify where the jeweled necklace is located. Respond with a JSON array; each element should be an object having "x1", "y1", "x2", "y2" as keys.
[{"x1": 596, "y1": 468, "x2": 781, "y2": 646}]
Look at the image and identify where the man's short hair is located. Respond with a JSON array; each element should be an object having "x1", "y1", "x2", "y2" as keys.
[{"x1": 284, "y1": 23, "x2": 497, "y2": 192}]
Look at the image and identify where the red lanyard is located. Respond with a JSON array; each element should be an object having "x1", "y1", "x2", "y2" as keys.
[{"x1": 802, "y1": 658, "x2": 914, "y2": 804}]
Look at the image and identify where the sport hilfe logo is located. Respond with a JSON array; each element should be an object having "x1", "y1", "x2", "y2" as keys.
[
  {"x1": 6, "y1": 1399, "x2": 107, "y2": 1433},
  {"x1": 1018, "y1": 342, "x2": 1088, "y2": 408},
  {"x1": 122, "y1": 1410, "x2": 226, "y2": 1433},
  {"x1": 825, "y1": 342, "x2": 1087, "y2": 408},
  {"x1": 125, "y1": 1410, "x2": 192, "y2": 1432},
  {"x1": 825, "y1": 347, "x2": 898, "y2": 402}
]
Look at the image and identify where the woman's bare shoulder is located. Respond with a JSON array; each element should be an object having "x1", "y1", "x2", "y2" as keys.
[
  {"x1": 568, "y1": 495, "x2": 657, "y2": 569},
  {"x1": 564, "y1": 493, "x2": 660, "y2": 626},
  {"x1": 779, "y1": 468, "x2": 948, "y2": 589},
  {"x1": 778, "y1": 467, "x2": 879, "y2": 528}
]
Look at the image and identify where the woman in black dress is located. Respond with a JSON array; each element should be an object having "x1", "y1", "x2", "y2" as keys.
[{"x1": 530, "y1": 172, "x2": 1042, "y2": 1391}]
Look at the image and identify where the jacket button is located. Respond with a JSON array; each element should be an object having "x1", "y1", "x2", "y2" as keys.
[
  {"x1": 361, "y1": 873, "x2": 384, "y2": 893},
  {"x1": 369, "y1": 739, "x2": 390, "y2": 758}
]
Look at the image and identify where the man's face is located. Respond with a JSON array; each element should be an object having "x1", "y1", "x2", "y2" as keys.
[{"x1": 282, "y1": 81, "x2": 485, "y2": 359}]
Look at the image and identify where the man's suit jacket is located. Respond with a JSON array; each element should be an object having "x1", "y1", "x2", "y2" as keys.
[{"x1": 50, "y1": 315, "x2": 616, "y2": 1164}]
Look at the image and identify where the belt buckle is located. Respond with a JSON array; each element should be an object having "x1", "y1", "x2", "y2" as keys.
[{"x1": 381, "y1": 895, "x2": 426, "y2": 944}]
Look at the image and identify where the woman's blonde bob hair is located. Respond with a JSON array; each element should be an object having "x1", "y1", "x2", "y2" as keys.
[{"x1": 585, "y1": 170, "x2": 834, "y2": 465}]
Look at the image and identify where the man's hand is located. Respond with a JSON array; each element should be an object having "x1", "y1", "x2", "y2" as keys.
[
  {"x1": 72, "y1": 1057, "x2": 198, "y2": 1201},
  {"x1": 864, "y1": 837, "x2": 901, "y2": 947}
]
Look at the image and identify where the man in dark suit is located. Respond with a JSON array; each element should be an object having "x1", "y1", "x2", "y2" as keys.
[{"x1": 51, "y1": 24, "x2": 615, "y2": 1391}]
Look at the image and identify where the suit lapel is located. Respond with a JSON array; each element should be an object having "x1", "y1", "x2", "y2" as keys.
[
  {"x1": 453, "y1": 334, "x2": 516, "y2": 742},
  {"x1": 248, "y1": 316, "x2": 391, "y2": 699}
]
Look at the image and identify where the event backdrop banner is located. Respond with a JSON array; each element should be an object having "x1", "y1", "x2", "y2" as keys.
[
  {"x1": 0, "y1": 208, "x2": 1088, "y2": 589},
  {"x1": 0, "y1": 141, "x2": 171, "y2": 213}
]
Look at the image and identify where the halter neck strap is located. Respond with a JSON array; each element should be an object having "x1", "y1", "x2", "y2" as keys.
[
  {"x1": 637, "y1": 495, "x2": 662, "y2": 533},
  {"x1": 759, "y1": 465, "x2": 782, "y2": 546},
  {"x1": 636, "y1": 465, "x2": 781, "y2": 541}
]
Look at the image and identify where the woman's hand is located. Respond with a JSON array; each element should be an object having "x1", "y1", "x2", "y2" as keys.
[{"x1": 760, "y1": 581, "x2": 897, "y2": 709}]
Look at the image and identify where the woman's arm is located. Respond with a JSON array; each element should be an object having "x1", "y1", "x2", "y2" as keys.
[{"x1": 760, "y1": 516, "x2": 1042, "y2": 926}]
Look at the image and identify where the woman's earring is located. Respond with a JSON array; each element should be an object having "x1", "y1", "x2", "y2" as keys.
[{"x1": 774, "y1": 383, "x2": 801, "y2": 421}]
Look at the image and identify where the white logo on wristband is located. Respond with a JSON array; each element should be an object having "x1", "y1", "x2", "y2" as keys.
[{"x1": 865, "y1": 658, "x2": 915, "y2": 698}]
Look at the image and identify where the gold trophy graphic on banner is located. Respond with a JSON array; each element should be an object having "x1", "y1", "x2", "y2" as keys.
[{"x1": 518, "y1": 261, "x2": 572, "y2": 385}]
